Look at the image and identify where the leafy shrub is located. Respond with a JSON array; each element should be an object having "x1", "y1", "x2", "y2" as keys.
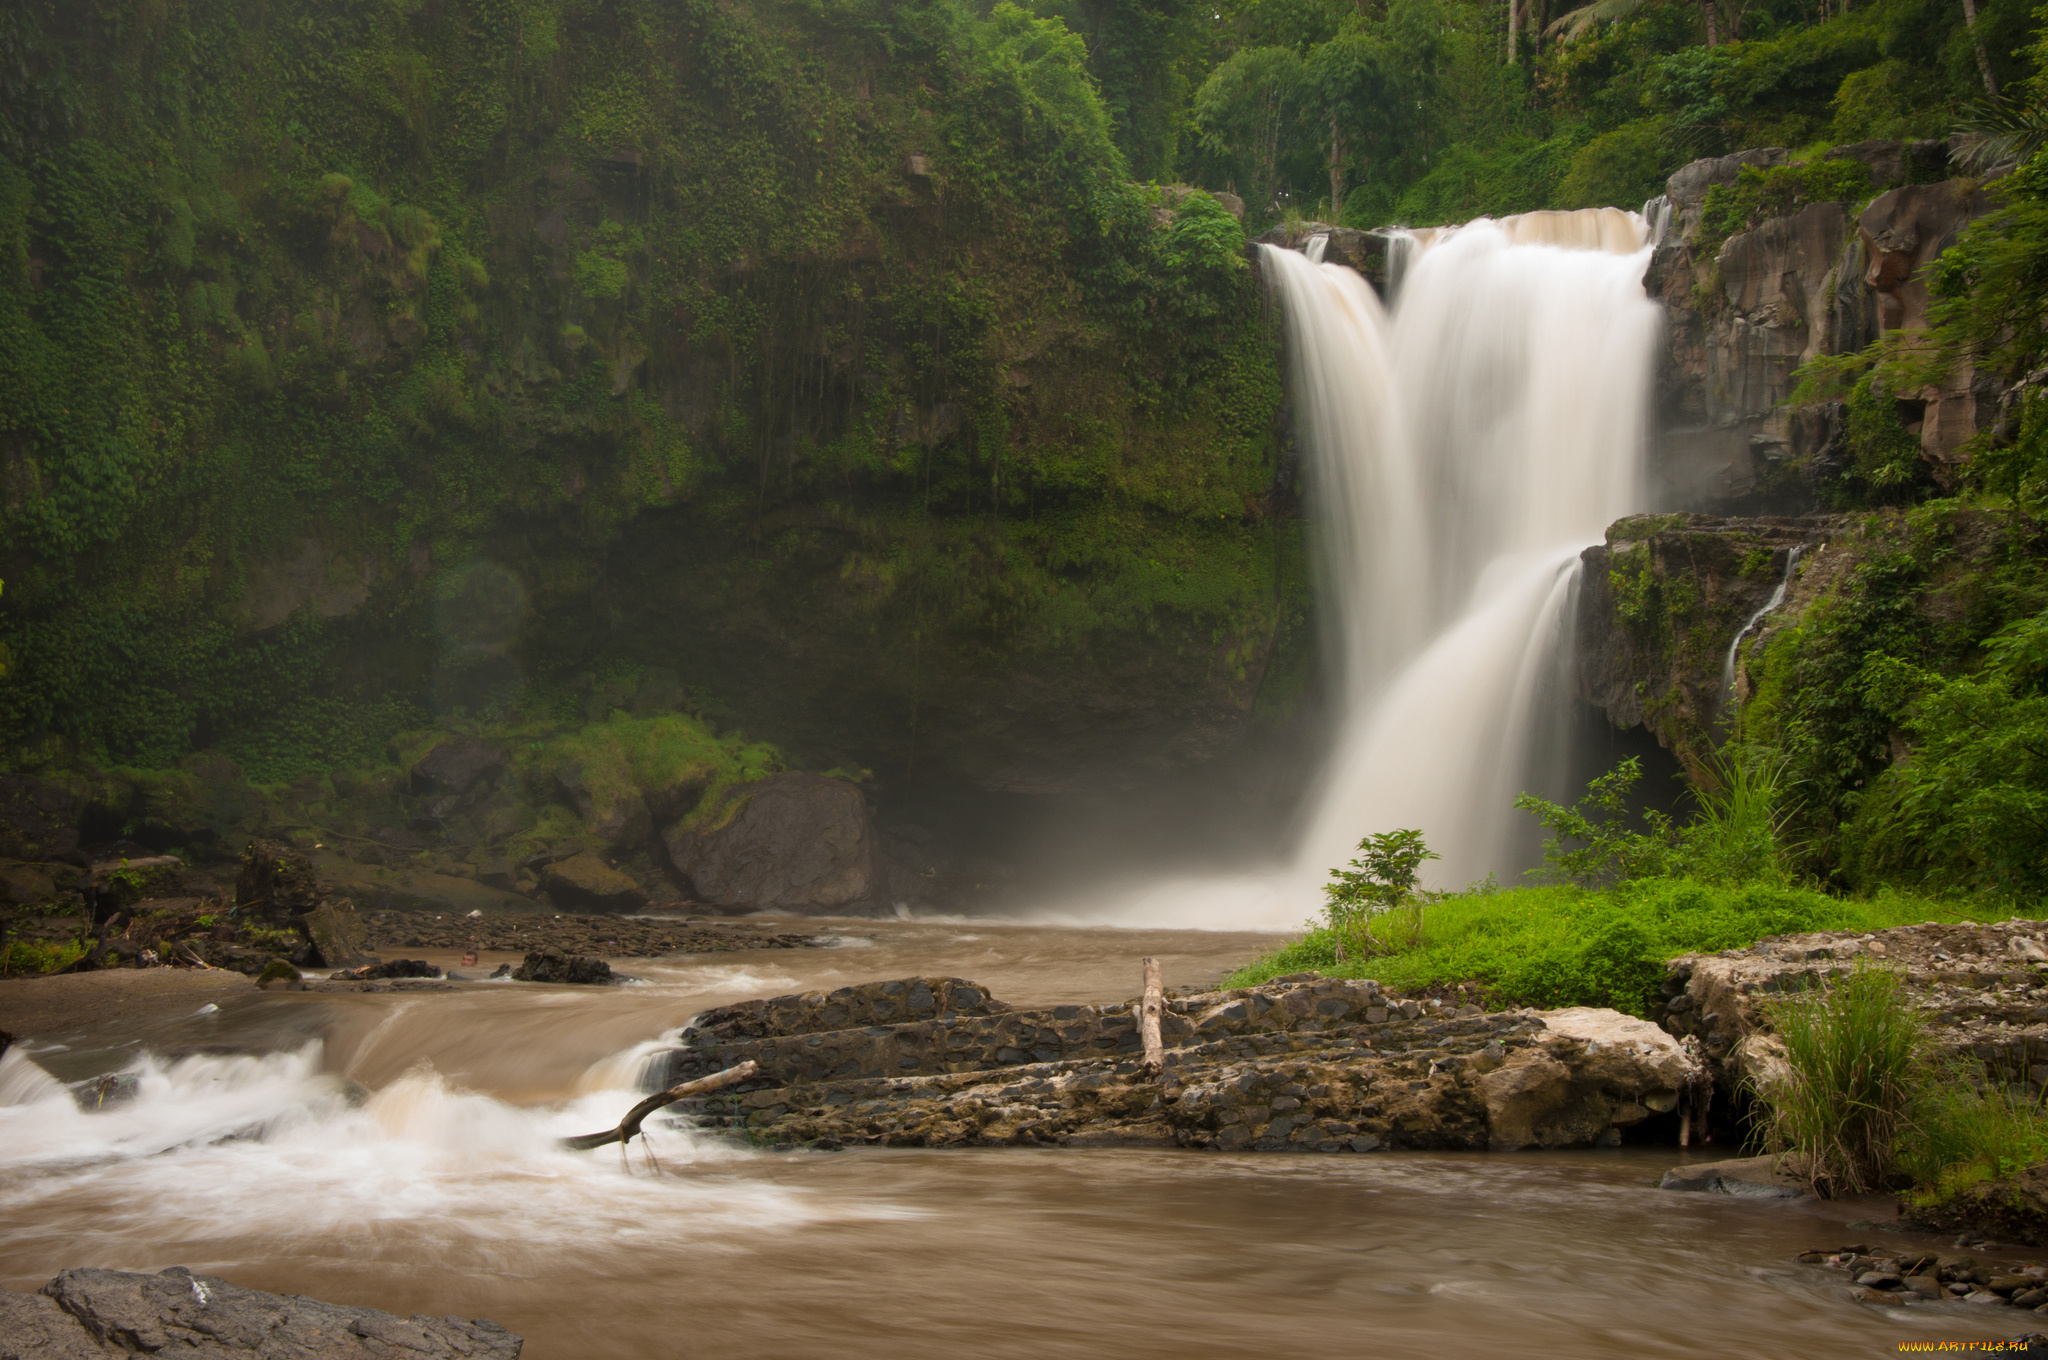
[
  {"x1": 1514, "y1": 757, "x2": 1682, "y2": 886},
  {"x1": 1848, "y1": 613, "x2": 2048, "y2": 895},
  {"x1": 1695, "y1": 158, "x2": 1874, "y2": 254},
  {"x1": 1761, "y1": 962, "x2": 1923, "y2": 1195},
  {"x1": 1559, "y1": 118, "x2": 1682, "y2": 210},
  {"x1": 1322, "y1": 828, "x2": 1438, "y2": 957}
]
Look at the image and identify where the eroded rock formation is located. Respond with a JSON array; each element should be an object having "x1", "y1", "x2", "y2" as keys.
[
  {"x1": 1646, "y1": 140, "x2": 2003, "y2": 509},
  {"x1": 652, "y1": 974, "x2": 1697, "y2": 1153}
]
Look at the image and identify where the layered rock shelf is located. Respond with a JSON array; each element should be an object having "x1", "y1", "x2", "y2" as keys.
[
  {"x1": 1661, "y1": 917, "x2": 2048, "y2": 1101},
  {"x1": 650, "y1": 975, "x2": 1698, "y2": 1153}
]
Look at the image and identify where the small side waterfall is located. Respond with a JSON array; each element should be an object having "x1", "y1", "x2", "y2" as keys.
[
  {"x1": 1719, "y1": 545, "x2": 1805, "y2": 716},
  {"x1": 1063, "y1": 209, "x2": 1660, "y2": 928}
]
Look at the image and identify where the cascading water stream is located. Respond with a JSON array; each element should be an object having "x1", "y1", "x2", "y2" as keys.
[
  {"x1": 1062, "y1": 209, "x2": 1660, "y2": 927},
  {"x1": 1718, "y1": 545, "x2": 1804, "y2": 716}
]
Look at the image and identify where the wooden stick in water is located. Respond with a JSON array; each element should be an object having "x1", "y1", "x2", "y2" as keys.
[
  {"x1": 1139, "y1": 957, "x2": 1165, "y2": 1077},
  {"x1": 560, "y1": 1060, "x2": 760, "y2": 1151}
]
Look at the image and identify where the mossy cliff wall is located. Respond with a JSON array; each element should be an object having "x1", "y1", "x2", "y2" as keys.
[{"x1": 0, "y1": 0, "x2": 1301, "y2": 799}]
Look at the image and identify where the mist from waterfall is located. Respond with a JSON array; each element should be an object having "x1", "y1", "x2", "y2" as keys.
[{"x1": 1056, "y1": 209, "x2": 1660, "y2": 929}]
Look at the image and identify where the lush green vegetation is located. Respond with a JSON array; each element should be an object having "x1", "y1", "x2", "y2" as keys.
[
  {"x1": 1230, "y1": 752, "x2": 2024, "y2": 1013},
  {"x1": 1229, "y1": 869, "x2": 1999, "y2": 1011},
  {"x1": 0, "y1": 0, "x2": 1289, "y2": 780},
  {"x1": 1168, "y1": 0, "x2": 2034, "y2": 229}
]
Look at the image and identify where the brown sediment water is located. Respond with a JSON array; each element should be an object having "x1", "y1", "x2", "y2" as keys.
[{"x1": 0, "y1": 920, "x2": 2025, "y2": 1358}]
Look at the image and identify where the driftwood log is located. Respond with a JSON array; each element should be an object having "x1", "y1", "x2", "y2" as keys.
[
  {"x1": 560, "y1": 1060, "x2": 760, "y2": 1150},
  {"x1": 1139, "y1": 956, "x2": 1165, "y2": 1077}
]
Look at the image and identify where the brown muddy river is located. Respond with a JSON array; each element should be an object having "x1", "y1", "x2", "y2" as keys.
[{"x1": 0, "y1": 920, "x2": 2027, "y2": 1358}]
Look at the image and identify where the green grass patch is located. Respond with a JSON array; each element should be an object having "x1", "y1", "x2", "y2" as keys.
[
  {"x1": 1226, "y1": 876, "x2": 2018, "y2": 1015},
  {"x1": 1, "y1": 938, "x2": 88, "y2": 976}
]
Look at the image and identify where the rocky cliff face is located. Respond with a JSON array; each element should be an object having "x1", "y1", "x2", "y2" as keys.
[
  {"x1": 1574, "y1": 513, "x2": 1837, "y2": 774},
  {"x1": 1645, "y1": 140, "x2": 2004, "y2": 510}
]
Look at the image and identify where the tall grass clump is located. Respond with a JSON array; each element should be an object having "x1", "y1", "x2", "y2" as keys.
[{"x1": 1761, "y1": 963, "x2": 1923, "y2": 1195}]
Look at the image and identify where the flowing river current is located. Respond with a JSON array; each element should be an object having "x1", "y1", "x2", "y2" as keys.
[{"x1": 0, "y1": 925, "x2": 2022, "y2": 1358}]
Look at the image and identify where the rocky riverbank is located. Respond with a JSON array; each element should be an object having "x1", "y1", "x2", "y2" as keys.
[
  {"x1": 358, "y1": 910, "x2": 820, "y2": 958},
  {"x1": 642, "y1": 973, "x2": 1699, "y2": 1153},
  {"x1": 0, "y1": 1266, "x2": 521, "y2": 1357}
]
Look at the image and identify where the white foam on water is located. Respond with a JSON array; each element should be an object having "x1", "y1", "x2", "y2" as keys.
[{"x1": 0, "y1": 1042, "x2": 904, "y2": 1270}]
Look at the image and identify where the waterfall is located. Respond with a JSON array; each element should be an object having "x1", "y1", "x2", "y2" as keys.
[{"x1": 1060, "y1": 210, "x2": 1660, "y2": 928}]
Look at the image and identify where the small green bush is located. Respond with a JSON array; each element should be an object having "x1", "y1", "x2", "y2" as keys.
[
  {"x1": 1899, "y1": 1081, "x2": 2048, "y2": 1202},
  {"x1": 2, "y1": 938, "x2": 86, "y2": 975},
  {"x1": 1761, "y1": 962, "x2": 1922, "y2": 1195},
  {"x1": 1322, "y1": 828, "x2": 1437, "y2": 958}
]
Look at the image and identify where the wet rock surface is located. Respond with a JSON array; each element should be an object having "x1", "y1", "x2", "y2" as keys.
[
  {"x1": 663, "y1": 772, "x2": 880, "y2": 913},
  {"x1": 654, "y1": 973, "x2": 1697, "y2": 1152},
  {"x1": 0, "y1": 1265, "x2": 521, "y2": 1357},
  {"x1": 511, "y1": 947, "x2": 614, "y2": 985}
]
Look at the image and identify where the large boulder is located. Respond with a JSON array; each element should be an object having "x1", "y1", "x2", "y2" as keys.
[
  {"x1": 512, "y1": 946, "x2": 614, "y2": 984},
  {"x1": 0, "y1": 1265, "x2": 521, "y2": 1357},
  {"x1": 409, "y1": 735, "x2": 509, "y2": 795},
  {"x1": 663, "y1": 773, "x2": 879, "y2": 913},
  {"x1": 299, "y1": 898, "x2": 374, "y2": 968},
  {"x1": 538, "y1": 851, "x2": 649, "y2": 913}
]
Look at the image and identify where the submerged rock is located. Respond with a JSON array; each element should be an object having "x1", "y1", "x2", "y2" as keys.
[
  {"x1": 0, "y1": 1265, "x2": 521, "y2": 1357},
  {"x1": 653, "y1": 975, "x2": 1699, "y2": 1152},
  {"x1": 1658, "y1": 1154, "x2": 1808, "y2": 1198}
]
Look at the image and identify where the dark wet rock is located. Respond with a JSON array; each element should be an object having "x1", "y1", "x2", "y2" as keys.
[
  {"x1": 235, "y1": 840, "x2": 320, "y2": 924},
  {"x1": 663, "y1": 773, "x2": 880, "y2": 913},
  {"x1": 512, "y1": 946, "x2": 614, "y2": 984},
  {"x1": 0, "y1": 859, "x2": 85, "y2": 908},
  {"x1": 331, "y1": 959, "x2": 440, "y2": 980},
  {"x1": 656, "y1": 975, "x2": 1698, "y2": 1153},
  {"x1": 0, "y1": 1264, "x2": 522, "y2": 1357},
  {"x1": 1251, "y1": 223, "x2": 1387, "y2": 286},
  {"x1": 299, "y1": 898, "x2": 373, "y2": 968},
  {"x1": 409, "y1": 736, "x2": 509, "y2": 795},
  {"x1": 538, "y1": 851, "x2": 649, "y2": 913},
  {"x1": 686, "y1": 977, "x2": 1009, "y2": 1044}
]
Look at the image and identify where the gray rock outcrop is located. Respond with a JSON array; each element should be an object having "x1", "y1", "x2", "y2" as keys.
[
  {"x1": 662, "y1": 773, "x2": 880, "y2": 913},
  {"x1": 653, "y1": 974, "x2": 1698, "y2": 1152},
  {"x1": 0, "y1": 1266, "x2": 520, "y2": 1358},
  {"x1": 1645, "y1": 142, "x2": 2001, "y2": 508}
]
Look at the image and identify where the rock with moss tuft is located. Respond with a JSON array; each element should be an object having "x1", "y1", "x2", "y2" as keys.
[
  {"x1": 538, "y1": 851, "x2": 648, "y2": 913},
  {"x1": 663, "y1": 773, "x2": 878, "y2": 914}
]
